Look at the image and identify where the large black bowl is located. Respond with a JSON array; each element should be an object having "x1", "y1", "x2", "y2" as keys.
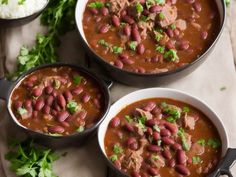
[
  {"x1": 0, "y1": 63, "x2": 111, "y2": 148},
  {"x1": 75, "y1": 0, "x2": 226, "y2": 87}
]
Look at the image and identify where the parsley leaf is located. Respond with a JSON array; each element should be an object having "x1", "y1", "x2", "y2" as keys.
[
  {"x1": 178, "y1": 128, "x2": 190, "y2": 151},
  {"x1": 110, "y1": 155, "x2": 118, "y2": 162},
  {"x1": 164, "y1": 49, "x2": 179, "y2": 62},
  {"x1": 73, "y1": 75, "x2": 83, "y2": 85},
  {"x1": 125, "y1": 115, "x2": 133, "y2": 123},
  {"x1": 88, "y1": 1, "x2": 104, "y2": 8},
  {"x1": 67, "y1": 100, "x2": 81, "y2": 114},
  {"x1": 112, "y1": 46, "x2": 123, "y2": 54},
  {"x1": 192, "y1": 156, "x2": 201, "y2": 164},
  {"x1": 129, "y1": 41, "x2": 138, "y2": 51},
  {"x1": 197, "y1": 139, "x2": 206, "y2": 146},
  {"x1": 113, "y1": 144, "x2": 123, "y2": 154},
  {"x1": 76, "y1": 126, "x2": 85, "y2": 133},
  {"x1": 17, "y1": 107, "x2": 28, "y2": 115},
  {"x1": 136, "y1": 3, "x2": 144, "y2": 13},
  {"x1": 207, "y1": 138, "x2": 221, "y2": 148},
  {"x1": 182, "y1": 107, "x2": 190, "y2": 113}
]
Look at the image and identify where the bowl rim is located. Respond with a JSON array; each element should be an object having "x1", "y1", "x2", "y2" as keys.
[
  {"x1": 97, "y1": 87, "x2": 229, "y2": 177},
  {"x1": 7, "y1": 63, "x2": 111, "y2": 139},
  {"x1": 75, "y1": 0, "x2": 226, "y2": 77},
  {"x1": 0, "y1": 0, "x2": 49, "y2": 21}
]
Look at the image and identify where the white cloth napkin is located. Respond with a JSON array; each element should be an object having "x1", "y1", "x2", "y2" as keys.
[{"x1": 0, "y1": 15, "x2": 236, "y2": 177}]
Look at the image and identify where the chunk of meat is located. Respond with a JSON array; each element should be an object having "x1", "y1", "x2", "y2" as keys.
[
  {"x1": 159, "y1": 32, "x2": 170, "y2": 46},
  {"x1": 183, "y1": 113, "x2": 196, "y2": 130},
  {"x1": 109, "y1": 0, "x2": 130, "y2": 16},
  {"x1": 189, "y1": 142, "x2": 205, "y2": 156},
  {"x1": 122, "y1": 139, "x2": 148, "y2": 171},
  {"x1": 136, "y1": 108, "x2": 153, "y2": 120},
  {"x1": 158, "y1": 4, "x2": 177, "y2": 27},
  {"x1": 138, "y1": 21, "x2": 155, "y2": 39},
  {"x1": 174, "y1": 19, "x2": 187, "y2": 31}
]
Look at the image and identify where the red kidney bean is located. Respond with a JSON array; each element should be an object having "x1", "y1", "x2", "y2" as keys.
[
  {"x1": 23, "y1": 100, "x2": 32, "y2": 110},
  {"x1": 171, "y1": 143, "x2": 182, "y2": 151},
  {"x1": 35, "y1": 98, "x2": 45, "y2": 111},
  {"x1": 166, "y1": 41, "x2": 175, "y2": 50},
  {"x1": 60, "y1": 121, "x2": 70, "y2": 128},
  {"x1": 82, "y1": 93, "x2": 91, "y2": 103},
  {"x1": 142, "y1": 9, "x2": 150, "y2": 16},
  {"x1": 151, "y1": 56, "x2": 159, "y2": 63},
  {"x1": 93, "y1": 98, "x2": 101, "y2": 109},
  {"x1": 32, "y1": 111, "x2": 38, "y2": 118},
  {"x1": 148, "y1": 167, "x2": 158, "y2": 176},
  {"x1": 124, "y1": 123, "x2": 134, "y2": 132},
  {"x1": 175, "y1": 165, "x2": 190, "y2": 176},
  {"x1": 186, "y1": 0, "x2": 195, "y2": 3},
  {"x1": 114, "y1": 60, "x2": 124, "y2": 69},
  {"x1": 100, "y1": 7, "x2": 109, "y2": 16},
  {"x1": 123, "y1": 25, "x2": 131, "y2": 36},
  {"x1": 153, "y1": 132, "x2": 160, "y2": 141},
  {"x1": 137, "y1": 67, "x2": 146, "y2": 74},
  {"x1": 160, "y1": 128, "x2": 171, "y2": 137},
  {"x1": 77, "y1": 111, "x2": 87, "y2": 120},
  {"x1": 64, "y1": 90, "x2": 73, "y2": 102},
  {"x1": 147, "y1": 145, "x2": 161, "y2": 152},
  {"x1": 167, "y1": 28, "x2": 174, "y2": 38},
  {"x1": 151, "y1": 107, "x2": 161, "y2": 116},
  {"x1": 46, "y1": 95, "x2": 54, "y2": 106},
  {"x1": 143, "y1": 102, "x2": 156, "y2": 112},
  {"x1": 131, "y1": 172, "x2": 141, "y2": 177},
  {"x1": 111, "y1": 15, "x2": 120, "y2": 27},
  {"x1": 131, "y1": 28, "x2": 141, "y2": 43},
  {"x1": 52, "y1": 90, "x2": 57, "y2": 97},
  {"x1": 113, "y1": 160, "x2": 121, "y2": 170},
  {"x1": 187, "y1": 158, "x2": 192, "y2": 164},
  {"x1": 201, "y1": 31, "x2": 208, "y2": 40},
  {"x1": 45, "y1": 86, "x2": 53, "y2": 94},
  {"x1": 120, "y1": 9, "x2": 127, "y2": 17},
  {"x1": 137, "y1": 44, "x2": 145, "y2": 55},
  {"x1": 57, "y1": 94, "x2": 66, "y2": 109},
  {"x1": 126, "y1": 137, "x2": 137, "y2": 146},
  {"x1": 162, "y1": 137, "x2": 175, "y2": 145},
  {"x1": 168, "y1": 159, "x2": 176, "y2": 167},
  {"x1": 129, "y1": 141, "x2": 138, "y2": 150},
  {"x1": 72, "y1": 86, "x2": 83, "y2": 95},
  {"x1": 162, "y1": 149, "x2": 172, "y2": 160},
  {"x1": 28, "y1": 75, "x2": 37, "y2": 82},
  {"x1": 146, "y1": 127, "x2": 153, "y2": 136},
  {"x1": 90, "y1": 8, "x2": 98, "y2": 15},
  {"x1": 57, "y1": 111, "x2": 69, "y2": 122},
  {"x1": 164, "y1": 122, "x2": 178, "y2": 134},
  {"x1": 43, "y1": 105, "x2": 51, "y2": 114},
  {"x1": 48, "y1": 125, "x2": 65, "y2": 134},
  {"x1": 32, "y1": 87, "x2": 42, "y2": 97},
  {"x1": 145, "y1": 119, "x2": 156, "y2": 127},
  {"x1": 174, "y1": 29, "x2": 180, "y2": 36},
  {"x1": 99, "y1": 24, "x2": 110, "y2": 33},
  {"x1": 177, "y1": 150, "x2": 187, "y2": 164},
  {"x1": 193, "y1": 2, "x2": 202, "y2": 12},
  {"x1": 120, "y1": 57, "x2": 134, "y2": 65},
  {"x1": 24, "y1": 81, "x2": 34, "y2": 88},
  {"x1": 122, "y1": 15, "x2": 135, "y2": 24},
  {"x1": 179, "y1": 41, "x2": 189, "y2": 50},
  {"x1": 110, "y1": 117, "x2": 120, "y2": 127},
  {"x1": 149, "y1": 5, "x2": 162, "y2": 13},
  {"x1": 51, "y1": 109, "x2": 57, "y2": 117}
]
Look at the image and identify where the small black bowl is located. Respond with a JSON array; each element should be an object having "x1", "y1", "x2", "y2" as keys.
[
  {"x1": 0, "y1": 63, "x2": 111, "y2": 148},
  {"x1": 75, "y1": 0, "x2": 226, "y2": 87},
  {"x1": 0, "y1": 0, "x2": 49, "y2": 28}
]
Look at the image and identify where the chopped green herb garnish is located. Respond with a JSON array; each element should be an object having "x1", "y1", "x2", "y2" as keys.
[
  {"x1": 112, "y1": 46, "x2": 123, "y2": 54},
  {"x1": 76, "y1": 126, "x2": 85, "y2": 133},
  {"x1": 182, "y1": 107, "x2": 190, "y2": 113},
  {"x1": 170, "y1": 24, "x2": 176, "y2": 30},
  {"x1": 197, "y1": 139, "x2": 206, "y2": 146},
  {"x1": 98, "y1": 39, "x2": 110, "y2": 48},
  {"x1": 155, "y1": 32, "x2": 163, "y2": 42},
  {"x1": 67, "y1": 101, "x2": 80, "y2": 114},
  {"x1": 155, "y1": 45, "x2": 165, "y2": 54},
  {"x1": 125, "y1": 115, "x2": 133, "y2": 123},
  {"x1": 53, "y1": 79, "x2": 61, "y2": 89},
  {"x1": 151, "y1": 155, "x2": 159, "y2": 160},
  {"x1": 113, "y1": 144, "x2": 123, "y2": 154},
  {"x1": 105, "y1": 2, "x2": 111, "y2": 7},
  {"x1": 207, "y1": 138, "x2": 221, "y2": 148},
  {"x1": 164, "y1": 49, "x2": 179, "y2": 62},
  {"x1": 159, "y1": 12, "x2": 165, "y2": 20},
  {"x1": 192, "y1": 156, "x2": 201, "y2": 164},
  {"x1": 157, "y1": 140, "x2": 162, "y2": 146},
  {"x1": 17, "y1": 107, "x2": 27, "y2": 115},
  {"x1": 146, "y1": 0, "x2": 155, "y2": 9},
  {"x1": 178, "y1": 128, "x2": 190, "y2": 151},
  {"x1": 166, "y1": 116, "x2": 175, "y2": 123},
  {"x1": 161, "y1": 102, "x2": 167, "y2": 108},
  {"x1": 129, "y1": 41, "x2": 138, "y2": 51},
  {"x1": 110, "y1": 155, "x2": 118, "y2": 162},
  {"x1": 88, "y1": 1, "x2": 104, "y2": 8},
  {"x1": 155, "y1": 0, "x2": 165, "y2": 5},
  {"x1": 153, "y1": 125, "x2": 160, "y2": 132},
  {"x1": 140, "y1": 15, "x2": 149, "y2": 22},
  {"x1": 136, "y1": 2, "x2": 144, "y2": 13},
  {"x1": 73, "y1": 75, "x2": 83, "y2": 85}
]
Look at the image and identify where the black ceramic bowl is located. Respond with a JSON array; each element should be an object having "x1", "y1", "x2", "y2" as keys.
[
  {"x1": 0, "y1": 0, "x2": 49, "y2": 28},
  {"x1": 75, "y1": 0, "x2": 226, "y2": 87},
  {"x1": 0, "y1": 63, "x2": 111, "y2": 148},
  {"x1": 98, "y1": 88, "x2": 236, "y2": 177}
]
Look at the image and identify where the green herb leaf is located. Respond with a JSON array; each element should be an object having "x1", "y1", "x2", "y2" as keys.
[
  {"x1": 73, "y1": 75, "x2": 83, "y2": 85},
  {"x1": 113, "y1": 144, "x2": 123, "y2": 154},
  {"x1": 125, "y1": 115, "x2": 133, "y2": 123},
  {"x1": 76, "y1": 126, "x2": 85, "y2": 133},
  {"x1": 129, "y1": 41, "x2": 138, "y2": 51},
  {"x1": 207, "y1": 138, "x2": 221, "y2": 148},
  {"x1": 166, "y1": 116, "x2": 175, "y2": 123},
  {"x1": 110, "y1": 155, "x2": 118, "y2": 162},
  {"x1": 112, "y1": 46, "x2": 123, "y2": 54},
  {"x1": 178, "y1": 128, "x2": 190, "y2": 151},
  {"x1": 88, "y1": 1, "x2": 104, "y2": 8},
  {"x1": 155, "y1": 32, "x2": 163, "y2": 42},
  {"x1": 159, "y1": 12, "x2": 165, "y2": 20},
  {"x1": 67, "y1": 100, "x2": 81, "y2": 114},
  {"x1": 153, "y1": 125, "x2": 160, "y2": 132},
  {"x1": 155, "y1": 0, "x2": 165, "y2": 5},
  {"x1": 53, "y1": 79, "x2": 61, "y2": 89},
  {"x1": 192, "y1": 156, "x2": 201, "y2": 164},
  {"x1": 98, "y1": 39, "x2": 110, "y2": 48},
  {"x1": 225, "y1": 0, "x2": 230, "y2": 7},
  {"x1": 197, "y1": 139, "x2": 206, "y2": 146},
  {"x1": 155, "y1": 45, "x2": 165, "y2": 54},
  {"x1": 182, "y1": 107, "x2": 190, "y2": 113},
  {"x1": 17, "y1": 107, "x2": 28, "y2": 115},
  {"x1": 136, "y1": 3, "x2": 144, "y2": 13},
  {"x1": 164, "y1": 49, "x2": 179, "y2": 62},
  {"x1": 0, "y1": 0, "x2": 8, "y2": 4},
  {"x1": 170, "y1": 24, "x2": 176, "y2": 30}
]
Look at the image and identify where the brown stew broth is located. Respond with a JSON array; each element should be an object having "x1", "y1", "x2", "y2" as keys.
[
  {"x1": 104, "y1": 98, "x2": 221, "y2": 177},
  {"x1": 83, "y1": 0, "x2": 220, "y2": 73},
  {"x1": 10, "y1": 67, "x2": 104, "y2": 135}
]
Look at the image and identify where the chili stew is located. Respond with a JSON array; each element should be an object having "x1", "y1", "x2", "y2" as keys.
[
  {"x1": 10, "y1": 66, "x2": 105, "y2": 136},
  {"x1": 83, "y1": 0, "x2": 220, "y2": 74},
  {"x1": 105, "y1": 98, "x2": 221, "y2": 177}
]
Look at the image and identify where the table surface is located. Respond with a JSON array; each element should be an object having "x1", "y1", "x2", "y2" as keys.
[{"x1": 0, "y1": 2, "x2": 236, "y2": 177}]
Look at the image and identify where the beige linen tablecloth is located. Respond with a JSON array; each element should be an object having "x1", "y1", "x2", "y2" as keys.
[{"x1": 1, "y1": 9, "x2": 236, "y2": 177}]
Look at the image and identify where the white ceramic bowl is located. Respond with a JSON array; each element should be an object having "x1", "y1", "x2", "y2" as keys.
[{"x1": 98, "y1": 88, "x2": 233, "y2": 177}]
